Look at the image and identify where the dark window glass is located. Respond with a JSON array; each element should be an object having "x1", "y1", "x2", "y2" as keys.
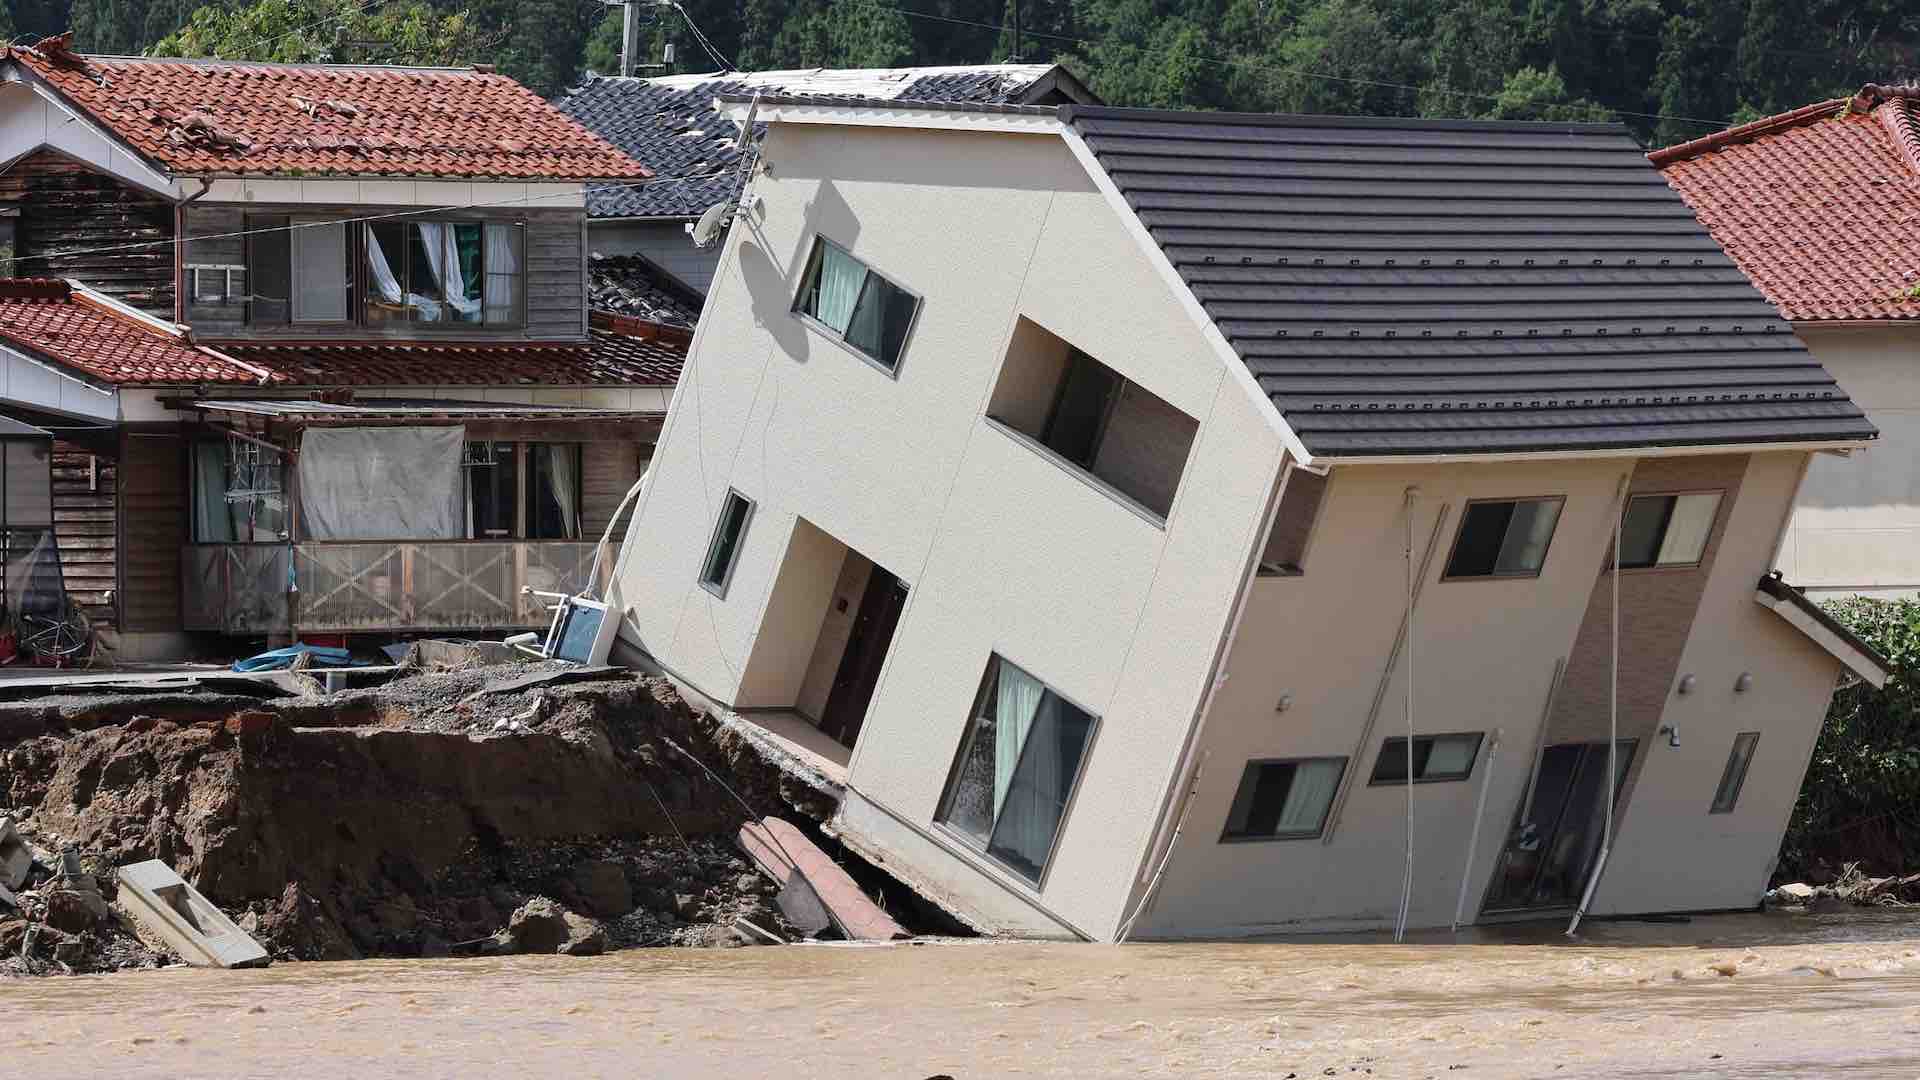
[
  {"x1": 1260, "y1": 469, "x2": 1329, "y2": 576},
  {"x1": 527, "y1": 443, "x2": 581, "y2": 540},
  {"x1": 1041, "y1": 351, "x2": 1120, "y2": 468},
  {"x1": 247, "y1": 214, "x2": 291, "y2": 325},
  {"x1": 1618, "y1": 495, "x2": 1671, "y2": 569},
  {"x1": 1370, "y1": 733, "x2": 1483, "y2": 784},
  {"x1": 700, "y1": 491, "x2": 753, "y2": 592},
  {"x1": 794, "y1": 238, "x2": 919, "y2": 371},
  {"x1": 1445, "y1": 498, "x2": 1562, "y2": 578},
  {"x1": 845, "y1": 273, "x2": 918, "y2": 370},
  {"x1": 1710, "y1": 732, "x2": 1760, "y2": 814},
  {"x1": 936, "y1": 656, "x2": 1099, "y2": 883},
  {"x1": 1222, "y1": 758, "x2": 1346, "y2": 840},
  {"x1": 465, "y1": 442, "x2": 517, "y2": 538}
]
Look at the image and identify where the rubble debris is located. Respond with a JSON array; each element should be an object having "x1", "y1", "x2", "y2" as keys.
[
  {"x1": 1767, "y1": 863, "x2": 1920, "y2": 910},
  {"x1": 0, "y1": 816, "x2": 29, "y2": 890},
  {"x1": 117, "y1": 860, "x2": 270, "y2": 969},
  {"x1": 739, "y1": 817, "x2": 909, "y2": 942},
  {"x1": 484, "y1": 897, "x2": 606, "y2": 956}
]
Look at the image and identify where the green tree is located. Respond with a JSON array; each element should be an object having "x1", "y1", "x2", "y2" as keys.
[{"x1": 151, "y1": 0, "x2": 492, "y2": 66}]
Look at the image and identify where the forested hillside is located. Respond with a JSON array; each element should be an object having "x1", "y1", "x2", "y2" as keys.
[{"x1": 5, "y1": 0, "x2": 1918, "y2": 146}]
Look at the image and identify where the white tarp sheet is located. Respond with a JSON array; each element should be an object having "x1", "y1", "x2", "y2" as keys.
[{"x1": 297, "y1": 426, "x2": 465, "y2": 540}]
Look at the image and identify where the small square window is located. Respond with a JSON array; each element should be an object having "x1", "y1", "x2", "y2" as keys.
[
  {"x1": 1443, "y1": 497, "x2": 1564, "y2": 579},
  {"x1": 1221, "y1": 757, "x2": 1347, "y2": 841},
  {"x1": 1259, "y1": 468, "x2": 1328, "y2": 576},
  {"x1": 794, "y1": 237, "x2": 921, "y2": 371},
  {"x1": 1619, "y1": 492, "x2": 1722, "y2": 569},
  {"x1": 1710, "y1": 732, "x2": 1760, "y2": 814},
  {"x1": 1370, "y1": 732, "x2": 1484, "y2": 784},
  {"x1": 699, "y1": 490, "x2": 754, "y2": 595}
]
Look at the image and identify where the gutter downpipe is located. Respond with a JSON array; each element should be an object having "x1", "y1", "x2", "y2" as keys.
[
  {"x1": 1115, "y1": 452, "x2": 1303, "y2": 942},
  {"x1": 1568, "y1": 474, "x2": 1629, "y2": 936},
  {"x1": 1393, "y1": 486, "x2": 1419, "y2": 942},
  {"x1": 1451, "y1": 726, "x2": 1501, "y2": 932}
]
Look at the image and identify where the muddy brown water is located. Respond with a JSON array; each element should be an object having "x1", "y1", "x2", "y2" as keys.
[{"x1": 9, "y1": 910, "x2": 1920, "y2": 1078}]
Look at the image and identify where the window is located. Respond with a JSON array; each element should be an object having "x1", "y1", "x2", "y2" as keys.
[
  {"x1": 246, "y1": 215, "x2": 349, "y2": 325},
  {"x1": 366, "y1": 220, "x2": 523, "y2": 325},
  {"x1": 1443, "y1": 497, "x2": 1564, "y2": 579},
  {"x1": 936, "y1": 655, "x2": 1099, "y2": 883},
  {"x1": 699, "y1": 490, "x2": 754, "y2": 595},
  {"x1": 1710, "y1": 732, "x2": 1760, "y2": 814},
  {"x1": 461, "y1": 441, "x2": 582, "y2": 539},
  {"x1": 527, "y1": 443, "x2": 582, "y2": 540},
  {"x1": 1369, "y1": 733, "x2": 1484, "y2": 784},
  {"x1": 1619, "y1": 492, "x2": 1722, "y2": 569},
  {"x1": 986, "y1": 322, "x2": 1200, "y2": 522},
  {"x1": 464, "y1": 441, "x2": 518, "y2": 538},
  {"x1": 1260, "y1": 468, "x2": 1328, "y2": 576},
  {"x1": 1221, "y1": 758, "x2": 1347, "y2": 841},
  {"x1": 794, "y1": 237, "x2": 920, "y2": 371},
  {"x1": 191, "y1": 438, "x2": 287, "y2": 542}
]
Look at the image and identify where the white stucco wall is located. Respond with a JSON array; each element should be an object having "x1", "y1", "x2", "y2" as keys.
[
  {"x1": 1592, "y1": 451, "x2": 1843, "y2": 914},
  {"x1": 1781, "y1": 324, "x2": 1920, "y2": 598},
  {"x1": 610, "y1": 121, "x2": 1284, "y2": 940},
  {"x1": 1134, "y1": 457, "x2": 1632, "y2": 937}
]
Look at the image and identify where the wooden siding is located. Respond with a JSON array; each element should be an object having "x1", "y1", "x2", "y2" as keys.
[
  {"x1": 182, "y1": 204, "x2": 587, "y2": 341},
  {"x1": 52, "y1": 441, "x2": 117, "y2": 630},
  {"x1": 581, "y1": 440, "x2": 646, "y2": 542},
  {"x1": 0, "y1": 150, "x2": 175, "y2": 318},
  {"x1": 118, "y1": 430, "x2": 186, "y2": 632}
]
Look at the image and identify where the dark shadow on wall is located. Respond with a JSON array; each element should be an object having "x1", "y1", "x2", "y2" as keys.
[{"x1": 736, "y1": 178, "x2": 865, "y2": 368}]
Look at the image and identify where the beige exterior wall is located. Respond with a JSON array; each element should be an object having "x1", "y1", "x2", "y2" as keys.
[
  {"x1": 795, "y1": 549, "x2": 873, "y2": 722},
  {"x1": 1782, "y1": 324, "x2": 1920, "y2": 598},
  {"x1": 1593, "y1": 451, "x2": 1843, "y2": 914},
  {"x1": 610, "y1": 122, "x2": 1284, "y2": 940},
  {"x1": 1134, "y1": 457, "x2": 1631, "y2": 937}
]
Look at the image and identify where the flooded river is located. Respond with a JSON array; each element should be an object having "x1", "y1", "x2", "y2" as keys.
[{"x1": 9, "y1": 910, "x2": 1920, "y2": 1078}]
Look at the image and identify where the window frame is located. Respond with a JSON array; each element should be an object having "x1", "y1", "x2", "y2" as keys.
[
  {"x1": 1709, "y1": 731, "x2": 1760, "y2": 814},
  {"x1": 1439, "y1": 495, "x2": 1568, "y2": 582},
  {"x1": 1257, "y1": 467, "x2": 1330, "y2": 578},
  {"x1": 362, "y1": 216, "x2": 526, "y2": 331},
  {"x1": 697, "y1": 489, "x2": 755, "y2": 598},
  {"x1": 1616, "y1": 489, "x2": 1725, "y2": 572},
  {"x1": 1218, "y1": 756, "x2": 1350, "y2": 843},
  {"x1": 244, "y1": 212, "x2": 357, "y2": 329},
  {"x1": 1368, "y1": 732, "x2": 1485, "y2": 786},
  {"x1": 790, "y1": 234, "x2": 924, "y2": 376},
  {"x1": 932, "y1": 653, "x2": 1103, "y2": 889}
]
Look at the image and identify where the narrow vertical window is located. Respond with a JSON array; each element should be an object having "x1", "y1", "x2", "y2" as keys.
[
  {"x1": 1260, "y1": 468, "x2": 1329, "y2": 576},
  {"x1": 936, "y1": 655, "x2": 1099, "y2": 883},
  {"x1": 484, "y1": 222, "x2": 524, "y2": 326},
  {"x1": 699, "y1": 490, "x2": 754, "y2": 595},
  {"x1": 246, "y1": 214, "x2": 291, "y2": 325},
  {"x1": 290, "y1": 219, "x2": 348, "y2": 323},
  {"x1": 1710, "y1": 732, "x2": 1760, "y2": 814}
]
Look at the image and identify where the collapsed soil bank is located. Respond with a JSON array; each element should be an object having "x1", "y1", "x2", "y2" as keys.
[{"x1": 0, "y1": 667, "x2": 847, "y2": 969}]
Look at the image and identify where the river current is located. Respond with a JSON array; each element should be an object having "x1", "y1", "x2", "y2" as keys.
[{"x1": 8, "y1": 909, "x2": 1920, "y2": 1078}]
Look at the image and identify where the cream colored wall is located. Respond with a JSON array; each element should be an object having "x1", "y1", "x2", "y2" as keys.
[
  {"x1": 610, "y1": 121, "x2": 1284, "y2": 939},
  {"x1": 1593, "y1": 451, "x2": 1842, "y2": 914},
  {"x1": 1134, "y1": 458, "x2": 1631, "y2": 937},
  {"x1": 1782, "y1": 325, "x2": 1920, "y2": 598}
]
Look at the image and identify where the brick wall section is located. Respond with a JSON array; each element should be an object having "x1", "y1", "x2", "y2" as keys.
[
  {"x1": 1090, "y1": 381, "x2": 1198, "y2": 520},
  {"x1": 1547, "y1": 454, "x2": 1752, "y2": 748}
]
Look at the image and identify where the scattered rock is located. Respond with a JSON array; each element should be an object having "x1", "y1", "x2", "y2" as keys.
[
  {"x1": 1773, "y1": 882, "x2": 1814, "y2": 903},
  {"x1": 569, "y1": 860, "x2": 634, "y2": 918},
  {"x1": 42, "y1": 888, "x2": 107, "y2": 933}
]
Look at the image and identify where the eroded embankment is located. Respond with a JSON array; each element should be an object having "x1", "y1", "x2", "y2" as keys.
[{"x1": 0, "y1": 667, "x2": 841, "y2": 972}]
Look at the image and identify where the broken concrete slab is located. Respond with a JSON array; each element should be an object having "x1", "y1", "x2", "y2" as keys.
[
  {"x1": 116, "y1": 860, "x2": 269, "y2": 969},
  {"x1": 0, "y1": 817, "x2": 30, "y2": 891},
  {"x1": 739, "y1": 817, "x2": 908, "y2": 942}
]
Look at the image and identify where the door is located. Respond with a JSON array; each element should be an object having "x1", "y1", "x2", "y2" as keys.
[
  {"x1": 820, "y1": 565, "x2": 907, "y2": 749},
  {"x1": 1483, "y1": 739, "x2": 1637, "y2": 912}
]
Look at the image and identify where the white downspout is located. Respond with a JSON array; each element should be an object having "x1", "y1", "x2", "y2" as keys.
[
  {"x1": 1394, "y1": 486, "x2": 1418, "y2": 941},
  {"x1": 1568, "y1": 478, "x2": 1626, "y2": 936}
]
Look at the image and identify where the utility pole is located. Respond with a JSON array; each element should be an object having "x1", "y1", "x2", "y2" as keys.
[
  {"x1": 1010, "y1": 0, "x2": 1022, "y2": 61},
  {"x1": 603, "y1": 0, "x2": 642, "y2": 76}
]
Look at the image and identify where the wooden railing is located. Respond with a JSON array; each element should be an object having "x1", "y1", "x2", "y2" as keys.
[{"x1": 183, "y1": 540, "x2": 608, "y2": 634}]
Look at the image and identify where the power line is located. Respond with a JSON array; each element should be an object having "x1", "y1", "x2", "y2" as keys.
[
  {"x1": 829, "y1": 0, "x2": 1738, "y2": 130},
  {"x1": 668, "y1": 0, "x2": 736, "y2": 72}
]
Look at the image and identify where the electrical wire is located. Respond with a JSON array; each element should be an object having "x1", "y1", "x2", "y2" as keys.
[
  {"x1": 670, "y1": 0, "x2": 736, "y2": 72},
  {"x1": 826, "y1": 0, "x2": 1740, "y2": 131}
]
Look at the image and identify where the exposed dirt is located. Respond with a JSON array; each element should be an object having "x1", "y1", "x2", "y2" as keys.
[{"x1": 0, "y1": 666, "x2": 847, "y2": 974}]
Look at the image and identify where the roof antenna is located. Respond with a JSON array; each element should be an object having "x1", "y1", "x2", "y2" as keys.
[{"x1": 687, "y1": 93, "x2": 765, "y2": 249}]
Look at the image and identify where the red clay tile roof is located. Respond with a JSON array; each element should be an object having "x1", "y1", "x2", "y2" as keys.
[
  {"x1": 213, "y1": 316, "x2": 686, "y2": 388},
  {"x1": 1652, "y1": 85, "x2": 1920, "y2": 322},
  {"x1": 0, "y1": 278, "x2": 263, "y2": 384},
  {"x1": 4, "y1": 35, "x2": 651, "y2": 182}
]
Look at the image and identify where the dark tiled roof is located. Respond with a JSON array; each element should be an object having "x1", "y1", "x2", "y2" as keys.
[
  {"x1": 1062, "y1": 104, "x2": 1877, "y2": 458},
  {"x1": 1652, "y1": 86, "x2": 1920, "y2": 322},
  {"x1": 0, "y1": 278, "x2": 261, "y2": 384},
  {"x1": 6, "y1": 36, "x2": 649, "y2": 181},
  {"x1": 558, "y1": 65, "x2": 1083, "y2": 219},
  {"x1": 213, "y1": 327, "x2": 686, "y2": 388},
  {"x1": 588, "y1": 253, "x2": 704, "y2": 328}
]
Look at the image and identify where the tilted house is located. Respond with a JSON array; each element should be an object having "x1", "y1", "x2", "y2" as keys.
[
  {"x1": 610, "y1": 97, "x2": 1889, "y2": 940},
  {"x1": 1655, "y1": 84, "x2": 1920, "y2": 600},
  {"x1": 0, "y1": 38, "x2": 684, "y2": 658},
  {"x1": 557, "y1": 63, "x2": 1096, "y2": 295}
]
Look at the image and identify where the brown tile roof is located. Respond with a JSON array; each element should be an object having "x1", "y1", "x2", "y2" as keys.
[
  {"x1": 4, "y1": 35, "x2": 651, "y2": 182},
  {"x1": 212, "y1": 316, "x2": 686, "y2": 388},
  {"x1": 1652, "y1": 85, "x2": 1920, "y2": 322},
  {"x1": 0, "y1": 277, "x2": 263, "y2": 384}
]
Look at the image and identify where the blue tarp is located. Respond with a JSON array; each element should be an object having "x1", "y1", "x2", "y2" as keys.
[{"x1": 231, "y1": 644, "x2": 357, "y2": 672}]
